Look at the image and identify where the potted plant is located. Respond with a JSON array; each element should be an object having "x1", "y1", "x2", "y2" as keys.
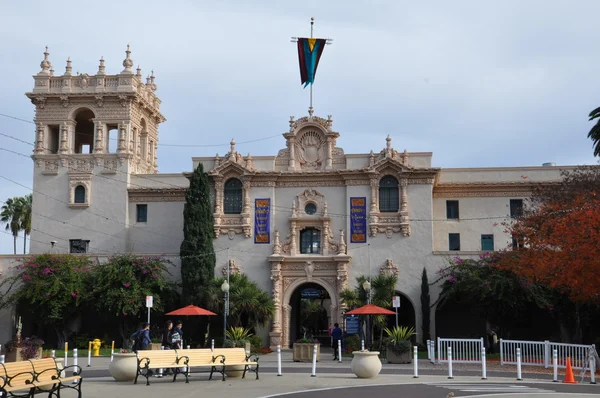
[
  {"x1": 292, "y1": 330, "x2": 320, "y2": 362},
  {"x1": 108, "y1": 348, "x2": 138, "y2": 382},
  {"x1": 223, "y1": 327, "x2": 253, "y2": 378},
  {"x1": 383, "y1": 325, "x2": 415, "y2": 364},
  {"x1": 5, "y1": 336, "x2": 44, "y2": 362}
]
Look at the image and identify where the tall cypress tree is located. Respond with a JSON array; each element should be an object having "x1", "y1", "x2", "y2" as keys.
[
  {"x1": 421, "y1": 268, "x2": 431, "y2": 341},
  {"x1": 180, "y1": 163, "x2": 216, "y2": 305}
]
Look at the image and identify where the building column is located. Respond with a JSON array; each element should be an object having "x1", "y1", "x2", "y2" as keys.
[
  {"x1": 369, "y1": 176, "x2": 379, "y2": 213},
  {"x1": 288, "y1": 137, "x2": 296, "y2": 170},
  {"x1": 93, "y1": 121, "x2": 104, "y2": 154},
  {"x1": 117, "y1": 122, "x2": 128, "y2": 153},
  {"x1": 59, "y1": 122, "x2": 69, "y2": 154},
  {"x1": 213, "y1": 178, "x2": 223, "y2": 236},
  {"x1": 325, "y1": 137, "x2": 333, "y2": 169},
  {"x1": 400, "y1": 178, "x2": 408, "y2": 213},
  {"x1": 34, "y1": 123, "x2": 45, "y2": 154},
  {"x1": 283, "y1": 304, "x2": 292, "y2": 348},
  {"x1": 269, "y1": 263, "x2": 283, "y2": 350}
]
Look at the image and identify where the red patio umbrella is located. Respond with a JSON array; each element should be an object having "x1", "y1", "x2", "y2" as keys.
[
  {"x1": 345, "y1": 303, "x2": 396, "y2": 316},
  {"x1": 165, "y1": 304, "x2": 216, "y2": 316}
]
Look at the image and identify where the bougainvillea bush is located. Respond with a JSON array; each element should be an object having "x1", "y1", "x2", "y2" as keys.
[
  {"x1": 91, "y1": 254, "x2": 178, "y2": 346},
  {"x1": 0, "y1": 254, "x2": 92, "y2": 347}
]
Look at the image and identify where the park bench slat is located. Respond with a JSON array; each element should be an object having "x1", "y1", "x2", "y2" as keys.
[{"x1": 212, "y1": 348, "x2": 260, "y2": 380}]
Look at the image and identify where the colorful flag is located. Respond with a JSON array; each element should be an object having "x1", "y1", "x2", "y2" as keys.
[{"x1": 297, "y1": 38, "x2": 326, "y2": 88}]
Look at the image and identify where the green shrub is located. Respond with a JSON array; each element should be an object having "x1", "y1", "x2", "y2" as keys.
[
  {"x1": 345, "y1": 334, "x2": 361, "y2": 352},
  {"x1": 249, "y1": 335, "x2": 262, "y2": 352}
]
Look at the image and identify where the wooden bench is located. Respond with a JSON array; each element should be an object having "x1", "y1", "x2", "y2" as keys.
[
  {"x1": 0, "y1": 361, "x2": 37, "y2": 398},
  {"x1": 212, "y1": 348, "x2": 260, "y2": 380},
  {"x1": 135, "y1": 350, "x2": 186, "y2": 386},
  {"x1": 29, "y1": 358, "x2": 82, "y2": 398},
  {"x1": 174, "y1": 349, "x2": 225, "y2": 383}
]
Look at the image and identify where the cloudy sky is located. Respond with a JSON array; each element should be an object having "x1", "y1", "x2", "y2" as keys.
[{"x1": 0, "y1": 0, "x2": 599, "y2": 254}]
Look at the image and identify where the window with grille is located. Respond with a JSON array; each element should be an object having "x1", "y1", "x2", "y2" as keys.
[
  {"x1": 69, "y1": 239, "x2": 90, "y2": 254},
  {"x1": 379, "y1": 175, "x2": 399, "y2": 212},
  {"x1": 446, "y1": 200, "x2": 459, "y2": 219},
  {"x1": 300, "y1": 228, "x2": 321, "y2": 254},
  {"x1": 481, "y1": 234, "x2": 494, "y2": 251},
  {"x1": 224, "y1": 178, "x2": 243, "y2": 214},
  {"x1": 137, "y1": 204, "x2": 148, "y2": 223},
  {"x1": 74, "y1": 185, "x2": 86, "y2": 204},
  {"x1": 510, "y1": 199, "x2": 523, "y2": 218},
  {"x1": 449, "y1": 233, "x2": 461, "y2": 251}
]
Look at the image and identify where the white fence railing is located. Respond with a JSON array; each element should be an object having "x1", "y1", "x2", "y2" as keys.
[
  {"x1": 500, "y1": 339, "x2": 594, "y2": 369},
  {"x1": 436, "y1": 337, "x2": 484, "y2": 363}
]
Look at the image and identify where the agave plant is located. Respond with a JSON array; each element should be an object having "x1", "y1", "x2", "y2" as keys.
[
  {"x1": 224, "y1": 326, "x2": 253, "y2": 348},
  {"x1": 383, "y1": 326, "x2": 415, "y2": 355}
]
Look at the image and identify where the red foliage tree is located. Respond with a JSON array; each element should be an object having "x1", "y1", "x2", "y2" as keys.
[{"x1": 500, "y1": 166, "x2": 600, "y2": 304}]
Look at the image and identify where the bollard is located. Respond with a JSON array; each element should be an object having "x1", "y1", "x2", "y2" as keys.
[
  {"x1": 552, "y1": 349, "x2": 558, "y2": 382},
  {"x1": 187, "y1": 345, "x2": 190, "y2": 350},
  {"x1": 211, "y1": 339, "x2": 215, "y2": 351},
  {"x1": 430, "y1": 340, "x2": 435, "y2": 363},
  {"x1": 158, "y1": 346, "x2": 164, "y2": 377},
  {"x1": 72, "y1": 349, "x2": 79, "y2": 384},
  {"x1": 413, "y1": 346, "x2": 419, "y2": 378},
  {"x1": 310, "y1": 344, "x2": 317, "y2": 377},
  {"x1": 447, "y1": 346, "x2": 453, "y2": 379},
  {"x1": 591, "y1": 354, "x2": 596, "y2": 385},
  {"x1": 481, "y1": 347, "x2": 487, "y2": 380},
  {"x1": 51, "y1": 350, "x2": 56, "y2": 359},
  {"x1": 277, "y1": 345, "x2": 282, "y2": 376},
  {"x1": 338, "y1": 340, "x2": 342, "y2": 363},
  {"x1": 516, "y1": 347, "x2": 522, "y2": 381},
  {"x1": 64, "y1": 342, "x2": 68, "y2": 367},
  {"x1": 361, "y1": 339, "x2": 365, "y2": 351},
  {"x1": 0, "y1": 355, "x2": 4, "y2": 364},
  {"x1": 426, "y1": 340, "x2": 430, "y2": 360},
  {"x1": 87, "y1": 342, "x2": 92, "y2": 367},
  {"x1": 110, "y1": 341, "x2": 115, "y2": 362}
]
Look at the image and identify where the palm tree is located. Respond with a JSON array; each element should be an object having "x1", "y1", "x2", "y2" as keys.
[
  {"x1": 204, "y1": 273, "x2": 275, "y2": 331},
  {"x1": 17, "y1": 194, "x2": 32, "y2": 254},
  {"x1": 0, "y1": 197, "x2": 22, "y2": 254},
  {"x1": 340, "y1": 274, "x2": 398, "y2": 349},
  {"x1": 587, "y1": 106, "x2": 600, "y2": 157}
]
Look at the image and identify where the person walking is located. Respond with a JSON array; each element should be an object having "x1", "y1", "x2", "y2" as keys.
[
  {"x1": 331, "y1": 323, "x2": 343, "y2": 360},
  {"x1": 130, "y1": 322, "x2": 151, "y2": 353}
]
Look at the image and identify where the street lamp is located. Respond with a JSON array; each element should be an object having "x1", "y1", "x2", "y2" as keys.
[
  {"x1": 362, "y1": 279, "x2": 371, "y2": 350},
  {"x1": 221, "y1": 280, "x2": 230, "y2": 343}
]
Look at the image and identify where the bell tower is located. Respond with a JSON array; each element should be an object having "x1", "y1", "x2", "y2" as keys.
[{"x1": 25, "y1": 46, "x2": 166, "y2": 254}]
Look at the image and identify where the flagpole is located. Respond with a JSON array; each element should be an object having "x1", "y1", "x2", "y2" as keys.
[{"x1": 309, "y1": 17, "x2": 314, "y2": 117}]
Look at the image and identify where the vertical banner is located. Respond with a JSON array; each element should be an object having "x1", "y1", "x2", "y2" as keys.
[
  {"x1": 350, "y1": 197, "x2": 367, "y2": 243},
  {"x1": 254, "y1": 198, "x2": 271, "y2": 244}
]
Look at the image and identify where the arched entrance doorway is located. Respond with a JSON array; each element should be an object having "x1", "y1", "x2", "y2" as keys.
[
  {"x1": 288, "y1": 283, "x2": 331, "y2": 346},
  {"x1": 385, "y1": 291, "x2": 416, "y2": 343}
]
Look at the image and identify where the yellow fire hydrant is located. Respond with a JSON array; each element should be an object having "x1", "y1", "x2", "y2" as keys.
[{"x1": 92, "y1": 339, "x2": 102, "y2": 357}]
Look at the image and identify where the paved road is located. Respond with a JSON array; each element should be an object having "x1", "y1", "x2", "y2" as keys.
[{"x1": 260, "y1": 382, "x2": 600, "y2": 398}]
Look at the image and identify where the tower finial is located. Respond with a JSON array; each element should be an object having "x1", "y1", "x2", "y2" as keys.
[
  {"x1": 230, "y1": 138, "x2": 236, "y2": 153},
  {"x1": 39, "y1": 46, "x2": 52, "y2": 75},
  {"x1": 121, "y1": 44, "x2": 134, "y2": 74},
  {"x1": 64, "y1": 57, "x2": 72, "y2": 76},
  {"x1": 136, "y1": 65, "x2": 142, "y2": 78},
  {"x1": 98, "y1": 56, "x2": 105, "y2": 75},
  {"x1": 149, "y1": 70, "x2": 157, "y2": 91}
]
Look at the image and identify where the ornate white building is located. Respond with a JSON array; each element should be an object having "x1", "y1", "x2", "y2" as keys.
[{"x1": 0, "y1": 47, "x2": 572, "y2": 348}]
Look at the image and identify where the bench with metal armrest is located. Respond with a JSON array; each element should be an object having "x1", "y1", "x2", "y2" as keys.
[{"x1": 212, "y1": 348, "x2": 260, "y2": 380}]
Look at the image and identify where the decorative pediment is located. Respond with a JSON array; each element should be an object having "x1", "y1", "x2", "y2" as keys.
[
  {"x1": 209, "y1": 160, "x2": 253, "y2": 177},
  {"x1": 210, "y1": 139, "x2": 255, "y2": 174},
  {"x1": 370, "y1": 156, "x2": 413, "y2": 174},
  {"x1": 368, "y1": 135, "x2": 411, "y2": 170},
  {"x1": 380, "y1": 259, "x2": 399, "y2": 277},
  {"x1": 294, "y1": 188, "x2": 327, "y2": 217}
]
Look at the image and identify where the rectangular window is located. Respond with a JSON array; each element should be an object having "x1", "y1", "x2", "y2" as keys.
[
  {"x1": 69, "y1": 239, "x2": 89, "y2": 254},
  {"x1": 300, "y1": 228, "x2": 321, "y2": 254},
  {"x1": 449, "y1": 233, "x2": 460, "y2": 251},
  {"x1": 446, "y1": 200, "x2": 459, "y2": 220},
  {"x1": 481, "y1": 234, "x2": 494, "y2": 251},
  {"x1": 510, "y1": 199, "x2": 523, "y2": 218},
  {"x1": 136, "y1": 204, "x2": 148, "y2": 223},
  {"x1": 49, "y1": 125, "x2": 60, "y2": 154},
  {"x1": 512, "y1": 235, "x2": 525, "y2": 249}
]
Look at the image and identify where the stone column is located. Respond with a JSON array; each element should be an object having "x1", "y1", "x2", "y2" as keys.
[
  {"x1": 34, "y1": 123, "x2": 45, "y2": 154},
  {"x1": 269, "y1": 263, "x2": 282, "y2": 349},
  {"x1": 326, "y1": 137, "x2": 333, "y2": 169},
  {"x1": 153, "y1": 141, "x2": 158, "y2": 172},
  {"x1": 288, "y1": 138, "x2": 296, "y2": 170},
  {"x1": 117, "y1": 122, "x2": 127, "y2": 153},
  {"x1": 400, "y1": 178, "x2": 408, "y2": 213},
  {"x1": 290, "y1": 221, "x2": 297, "y2": 255},
  {"x1": 283, "y1": 304, "x2": 292, "y2": 348},
  {"x1": 94, "y1": 121, "x2": 104, "y2": 154},
  {"x1": 369, "y1": 176, "x2": 379, "y2": 213},
  {"x1": 59, "y1": 122, "x2": 69, "y2": 154},
  {"x1": 242, "y1": 179, "x2": 251, "y2": 214}
]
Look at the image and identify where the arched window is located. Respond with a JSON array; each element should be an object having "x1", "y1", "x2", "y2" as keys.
[
  {"x1": 74, "y1": 185, "x2": 86, "y2": 204},
  {"x1": 300, "y1": 228, "x2": 321, "y2": 254},
  {"x1": 224, "y1": 178, "x2": 243, "y2": 214},
  {"x1": 379, "y1": 175, "x2": 399, "y2": 212}
]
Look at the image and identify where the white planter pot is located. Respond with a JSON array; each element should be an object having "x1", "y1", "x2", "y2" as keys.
[
  {"x1": 225, "y1": 364, "x2": 245, "y2": 378},
  {"x1": 109, "y1": 353, "x2": 138, "y2": 382},
  {"x1": 350, "y1": 351, "x2": 382, "y2": 379}
]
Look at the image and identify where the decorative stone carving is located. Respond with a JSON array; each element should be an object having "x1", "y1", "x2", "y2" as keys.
[
  {"x1": 222, "y1": 259, "x2": 241, "y2": 276},
  {"x1": 68, "y1": 175, "x2": 91, "y2": 207},
  {"x1": 273, "y1": 230, "x2": 281, "y2": 254},
  {"x1": 380, "y1": 259, "x2": 399, "y2": 277},
  {"x1": 305, "y1": 261, "x2": 314, "y2": 281}
]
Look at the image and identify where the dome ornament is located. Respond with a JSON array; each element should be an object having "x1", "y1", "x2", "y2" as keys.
[
  {"x1": 39, "y1": 46, "x2": 52, "y2": 75},
  {"x1": 121, "y1": 44, "x2": 134, "y2": 74},
  {"x1": 64, "y1": 57, "x2": 72, "y2": 76},
  {"x1": 97, "y1": 56, "x2": 105, "y2": 75}
]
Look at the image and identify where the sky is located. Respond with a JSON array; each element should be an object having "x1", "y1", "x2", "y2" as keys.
[{"x1": 0, "y1": 0, "x2": 599, "y2": 254}]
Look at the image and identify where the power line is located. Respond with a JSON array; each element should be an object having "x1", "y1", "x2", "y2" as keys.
[{"x1": 0, "y1": 112, "x2": 281, "y2": 148}]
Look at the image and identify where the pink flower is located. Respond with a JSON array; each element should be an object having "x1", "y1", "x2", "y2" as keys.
[
  {"x1": 42, "y1": 267, "x2": 53, "y2": 275},
  {"x1": 71, "y1": 292, "x2": 77, "y2": 297},
  {"x1": 22, "y1": 274, "x2": 31, "y2": 281},
  {"x1": 123, "y1": 283, "x2": 131, "y2": 288}
]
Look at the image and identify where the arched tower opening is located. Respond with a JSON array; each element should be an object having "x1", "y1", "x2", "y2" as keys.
[{"x1": 73, "y1": 108, "x2": 95, "y2": 154}]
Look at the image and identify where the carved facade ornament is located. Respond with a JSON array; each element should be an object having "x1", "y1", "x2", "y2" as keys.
[
  {"x1": 222, "y1": 259, "x2": 241, "y2": 276},
  {"x1": 95, "y1": 95, "x2": 104, "y2": 108},
  {"x1": 68, "y1": 174, "x2": 92, "y2": 207},
  {"x1": 305, "y1": 261, "x2": 314, "y2": 281},
  {"x1": 79, "y1": 73, "x2": 90, "y2": 88},
  {"x1": 59, "y1": 96, "x2": 69, "y2": 108},
  {"x1": 380, "y1": 259, "x2": 399, "y2": 277}
]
